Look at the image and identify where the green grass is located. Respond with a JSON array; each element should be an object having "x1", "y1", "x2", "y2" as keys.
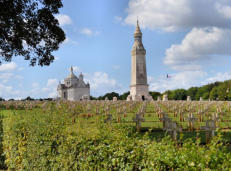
[{"x1": 1, "y1": 101, "x2": 231, "y2": 170}]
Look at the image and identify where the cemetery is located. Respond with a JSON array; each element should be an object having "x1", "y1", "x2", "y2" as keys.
[
  {"x1": 1, "y1": 99, "x2": 231, "y2": 170},
  {"x1": 1, "y1": 0, "x2": 231, "y2": 170}
]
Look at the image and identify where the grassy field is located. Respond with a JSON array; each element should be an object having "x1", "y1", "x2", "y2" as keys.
[{"x1": 0, "y1": 100, "x2": 231, "y2": 170}]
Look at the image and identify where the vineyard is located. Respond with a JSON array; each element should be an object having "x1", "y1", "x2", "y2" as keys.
[{"x1": 0, "y1": 100, "x2": 231, "y2": 170}]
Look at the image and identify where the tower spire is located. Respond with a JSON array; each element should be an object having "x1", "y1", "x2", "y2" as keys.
[
  {"x1": 134, "y1": 18, "x2": 142, "y2": 38},
  {"x1": 70, "y1": 66, "x2": 73, "y2": 73},
  {"x1": 137, "y1": 17, "x2": 139, "y2": 27}
]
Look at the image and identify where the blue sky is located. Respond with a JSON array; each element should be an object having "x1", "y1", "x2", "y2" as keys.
[{"x1": 1, "y1": 0, "x2": 231, "y2": 99}]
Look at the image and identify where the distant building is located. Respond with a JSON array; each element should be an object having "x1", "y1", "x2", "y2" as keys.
[{"x1": 57, "y1": 67, "x2": 90, "y2": 101}]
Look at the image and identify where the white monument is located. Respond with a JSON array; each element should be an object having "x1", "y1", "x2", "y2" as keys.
[
  {"x1": 57, "y1": 67, "x2": 90, "y2": 101},
  {"x1": 163, "y1": 94, "x2": 168, "y2": 101},
  {"x1": 187, "y1": 96, "x2": 191, "y2": 101},
  {"x1": 127, "y1": 20, "x2": 152, "y2": 101},
  {"x1": 113, "y1": 97, "x2": 118, "y2": 101}
]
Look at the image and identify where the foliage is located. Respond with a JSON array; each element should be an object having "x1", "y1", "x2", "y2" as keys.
[
  {"x1": 0, "y1": 115, "x2": 6, "y2": 169},
  {"x1": 8, "y1": 99, "x2": 15, "y2": 101},
  {"x1": 149, "y1": 91, "x2": 161, "y2": 100},
  {"x1": 119, "y1": 91, "x2": 130, "y2": 100},
  {"x1": 22, "y1": 96, "x2": 34, "y2": 101},
  {"x1": 2, "y1": 104, "x2": 231, "y2": 170},
  {"x1": 160, "y1": 80, "x2": 231, "y2": 101},
  {"x1": 169, "y1": 89, "x2": 187, "y2": 100},
  {"x1": 0, "y1": 0, "x2": 65, "y2": 66},
  {"x1": 97, "y1": 92, "x2": 119, "y2": 100},
  {"x1": 90, "y1": 96, "x2": 97, "y2": 100},
  {"x1": 187, "y1": 87, "x2": 198, "y2": 100}
]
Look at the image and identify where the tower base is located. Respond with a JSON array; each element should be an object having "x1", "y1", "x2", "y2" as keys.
[{"x1": 127, "y1": 84, "x2": 153, "y2": 101}]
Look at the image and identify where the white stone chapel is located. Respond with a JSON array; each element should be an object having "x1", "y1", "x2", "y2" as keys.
[{"x1": 57, "y1": 67, "x2": 90, "y2": 101}]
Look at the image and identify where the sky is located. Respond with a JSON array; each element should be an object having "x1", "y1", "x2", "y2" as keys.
[{"x1": 1, "y1": 0, "x2": 231, "y2": 99}]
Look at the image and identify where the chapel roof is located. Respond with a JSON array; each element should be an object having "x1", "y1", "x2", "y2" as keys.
[{"x1": 66, "y1": 66, "x2": 78, "y2": 80}]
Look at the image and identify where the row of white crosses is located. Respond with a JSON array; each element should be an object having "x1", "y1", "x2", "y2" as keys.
[
  {"x1": 186, "y1": 113, "x2": 198, "y2": 131},
  {"x1": 160, "y1": 113, "x2": 182, "y2": 141},
  {"x1": 133, "y1": 114, "x2": 145, "y2": 132},
  {"x1": 149, "y1": 101, "x2": 228, "y2": 131},
  {"x1": 201, "y1": 119, "x2": 216, "y2": 143}
]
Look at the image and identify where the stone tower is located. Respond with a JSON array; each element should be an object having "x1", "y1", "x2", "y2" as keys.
[{"x1": 127, "y1": 20, "x2": 152, "y2": 101}]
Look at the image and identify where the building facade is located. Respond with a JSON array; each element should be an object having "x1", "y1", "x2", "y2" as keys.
[
  {"x1": 127, "y1": 20, "x2": 152, "y2": 101},
  {"x1": 57, "y1": 67, "x2": 90, "y2": 101}
]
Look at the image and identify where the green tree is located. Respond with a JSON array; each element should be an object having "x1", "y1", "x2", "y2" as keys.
[
  {"x1": 187, "y1": 87, "x2": 198, "y2": 100},
  {"x1": 217, "y1": 85, "x2": 228, "y2": 101},
  {"x1": 149, "y1": 91, "x2": 161, "y2": 100},
  {"x1": 0, "y1": 0, "x2": 65, "y2": 66},
  {"x1": 171, "y1": 89, "x2": 187, "y2": 100},
  {"x1": 202, "y1": 92, "x2": 210, "y2": 100},
  {"x1": 23, "y1": 96, "x2": 34, "y2": 101},
  {"x1": 209, "y1": 87, "x2": 219, "y2": 100},
  {"x1": 90, "y1": 96, "x2": 97, "y2": 100},
  {"x1": 8, "y1": 99, "x2": 15, "y2": 101},
  {"x1": 163, "y1": 90, "x2": 173, "y2": 100},
  {"x1": 195, "y1": 82, "x2": 219, "y2": 100},
  {"x1": 119, "y1": 91, "x2": 129, "y2": 100},
  {"x1": 103, "y1": 92, "x2": 119, "y2": 100}
]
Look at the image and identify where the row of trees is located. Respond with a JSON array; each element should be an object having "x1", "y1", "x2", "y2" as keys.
[
  {"x1": 0, "y1": 97, "x2": 53, "y2": 101},
  {"x1": 91, "y1": 92, "x2": 130, "y2": 101},
  {"x1": 91, "y1": 80, "x2": 231, "y2": 101},
  {"x1": 163, "y1": 80, "x2": 231, "y2": 101},
  {"x1": 2, "y1": 80, "x2": 231, "y2": 101}
]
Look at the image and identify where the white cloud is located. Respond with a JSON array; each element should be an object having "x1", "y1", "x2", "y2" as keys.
[
  {"x1": 148, "y1": 70, "x2": 231, "y2": 93},
  {"x1": 32, "y1": 82, "x2": 39, "y2": 88},
  {"x1": 80, "y1": 28, "x2": 100, "y2": 36},
  {"x1": 47, "y1": 79, "x2": 58, "y2": 87},
  {"x1": 42, "y1": 79, "x2": 59, "y2": 98},
  {"x1": 164, "y1": 27, "x2": 231, "y2": 70},
  {"x1": 125, "y1": 0, "x2": 231, "y2": 31},
  {"x1": 114, "y1": 16, "x2": 122, "y2": 23},
  {"x1": 85, "y1": 72, "x2": 123, "y2": 96},
  {"x1": 15, "y1": 75, "x2": 23, "y2": 80},
  {"x1": 62, "y1": 37, "x2": 78, "y2": 46},
  {"x1": 0, "y1": 62, "x2": 17, "y2": 72},
  {"x1": 0, "y1": 83, "x2": 21, "y2": 99},
  {"x1": 56, "y1": 14, "x2": 72, "y2": 26},
  {"x1": 203, "y1": 72, "x2": 231, "y2": 84},
  {"x1": 29, "y1": 82, "x2": 40, "y2": 97},
  {"x1": 0, "y1": 73, "x2": 22, "y2": 83},
  {"x1": 81, "y1": 28, "x2": 93, "y2": 36},
  {"x1": 54, "y1": 56, "x2": 60, "y2": 61},
  {"x1": 149, "y1": 71, "x2": 206, "y2": 92},
  {"x1": 72, "y1": 66, "x2": 81, "y2": 73},
  {"x1": 0, "y1": 73, "x2": 13, "y2": 81},
  {"x1": 18, "y1": 67, "x2": 24, "y2": 71},
  {"x1": 216, "y1": 3, "x2": 231, "y2": 19}
]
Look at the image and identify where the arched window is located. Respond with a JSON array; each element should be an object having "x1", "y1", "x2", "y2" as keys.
[{"x1": 63, "y1": 92, "x2": 68, "y2": 99}]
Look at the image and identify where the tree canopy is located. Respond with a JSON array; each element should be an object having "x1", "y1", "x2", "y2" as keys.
[{"x1": 0, "y1": 0, "x2": 65, "y2": 66}]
